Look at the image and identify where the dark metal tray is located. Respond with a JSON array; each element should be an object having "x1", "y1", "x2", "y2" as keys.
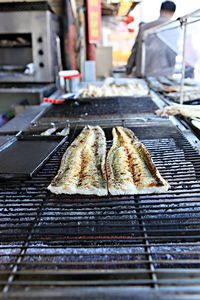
[
  {"x1": 42, "y1": 96, "x2": 158, "y2": 118},
  {"x1": 0, "y1": 135, "x2": 67, "y2": 179}
]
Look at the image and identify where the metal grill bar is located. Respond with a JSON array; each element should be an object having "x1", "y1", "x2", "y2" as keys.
[
  {"x1": 1, "y1": 146, "x2": 67, "y2": 293},
  {"x1": 1, "y1": 125, "x2": 200, "y2": 297}
]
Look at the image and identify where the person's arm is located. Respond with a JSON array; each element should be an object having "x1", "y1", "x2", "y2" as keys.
[
  {"x1": 126, "y1": 25, "x2": 143, "y2": 75},
  {"x1": 126, "y1": 41, "x2": 138, "y2": 75},
  {"x1": 166, "y1": 47, "x2": 176, "y2": 67}
]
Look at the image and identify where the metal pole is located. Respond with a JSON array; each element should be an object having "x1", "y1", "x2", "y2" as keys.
[
  {"x1": 141, "y1": 38, "x2": 146, "y2": 77},
  {"x1": 180, "y1": 18, "x2": 187, "y2": 105}
]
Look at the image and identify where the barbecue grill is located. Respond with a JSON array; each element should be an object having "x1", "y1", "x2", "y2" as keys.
[
  {"x1": 1, "y1": 116, "x2": 200, "y2": 299},
  {"x1": 39, "y1": 96, "x2": 158, "y2": 123}
]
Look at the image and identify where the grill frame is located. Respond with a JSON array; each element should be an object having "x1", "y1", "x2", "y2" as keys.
[{"x1": 1, "y1": 121, "x2": 200, "y2": 298}]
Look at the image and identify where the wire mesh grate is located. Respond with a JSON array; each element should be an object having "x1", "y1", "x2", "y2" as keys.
[{"x1": 1, "y1": 125, "x2": 200, "y2": 297}]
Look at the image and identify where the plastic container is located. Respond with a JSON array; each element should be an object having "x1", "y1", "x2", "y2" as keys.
[{"x1": 59, "y1": 70, "x2": 81, "y2": 93}]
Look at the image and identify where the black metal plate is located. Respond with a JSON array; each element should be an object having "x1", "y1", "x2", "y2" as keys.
[
  {"x1": 0, "y1": 137, "x2": 65, "y2": 179},
  {"x1": 42, "y1": 97, "x2": 158, "y2": 118}
]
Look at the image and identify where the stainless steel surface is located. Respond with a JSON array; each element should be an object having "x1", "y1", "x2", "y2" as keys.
[
  {"x1": 56, "y1": 123, "x2": 70, "y2": 136},
  {"x1": 0, "y1": 105, "x2": 48, "y2": 133},
  {"x1": 151, "y1": 91, "x2": 200, "y2": 153},
  {"x1": 0, "y1": 10, "x2": 59, "y2": 83},
  {"x1": 0, "y1": 83, "x2": 56, "y2": 94},
  {"x1": 0, "y1": 83, "x2": 56, "y2": 105},
  {"x1": 0, "y1": 135, "x2": 17, "y2": 152},
  {"x1": 41, "y1": 122, "x2": 58, "y2": 136}
]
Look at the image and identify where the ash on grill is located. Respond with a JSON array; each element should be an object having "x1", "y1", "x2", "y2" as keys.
[
  {"x1": 1, "y1": 125, "x2": 200, "y2": 297},
  {"x1": 39, "y1": 96, "x2": 158, "y2": 123}
]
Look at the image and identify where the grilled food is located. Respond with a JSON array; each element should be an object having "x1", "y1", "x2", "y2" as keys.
[
  {"x1": 48, "y1": 126, "x2": 169, "y2": 196},
  {"x1": 106, "y1": 127, "x2": 169, "y2": 195},
  {"x1": 80, "y1": 83, "x2": 148, "y2": 98},
  {"x1": 48, "y1": 126, "x2": 107, "y2": 196},
  {"x1": 156, "y1": 105, "x2": 200, "y2": 118}
]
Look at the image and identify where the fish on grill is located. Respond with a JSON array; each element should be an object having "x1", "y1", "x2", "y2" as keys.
[
  {"x1": 80, "y1": 83, "x2": 148, "y2": 97},
  {"x1": 156, "y1": 105, "x2": 200, "y2": 131},
  {"x1": 106, "y1": 127, "x2": 169, "y2": 195},
  {"x1": 156, "y1": 105, "x2": 200, "y2": 119},
  {"x1": 48, "y1": 126, "x2": 169, "y2": 196},
  {"x1": 48, "y1": 126, "x2": 108, "y2": 196}
]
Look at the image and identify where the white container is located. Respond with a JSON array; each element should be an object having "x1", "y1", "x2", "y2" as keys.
[
  {"x1": 70, "y1": 76, "x2": 81, "y2": 93},
  {"x1": 59, "y1": 70, "x2": 81, "y2": 93}
]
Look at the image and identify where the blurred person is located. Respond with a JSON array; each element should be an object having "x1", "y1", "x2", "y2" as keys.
[{"x1": 126, "y1": 1, "x2": 176, "y2": 77}]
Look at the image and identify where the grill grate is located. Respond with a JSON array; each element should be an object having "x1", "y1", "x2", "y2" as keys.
[
  {"x1": 0, "y1": 2, "x2": 51, "y2": 12},
  {"x1": 41, "y1": 97, "x2": 158, "y2": 122},
  {"x1": 1, "y1": 125, "x2": 200, "y2": 297}
]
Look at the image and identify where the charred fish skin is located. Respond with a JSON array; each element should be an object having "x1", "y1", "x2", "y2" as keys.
[
  {"x1": 48, "y1": 126, "x2": 92, "y2": 194},
  {"x1": 106, "y1": 128, "x2": 138, "y2": 195},
  {"x1": 49, "y1": 125, "x2": 169, "y2": 196},
  {"x1": 48, "y1": 126, "x2": 108, "y2": 196},
  {"x1": 135, "y1": 141, "x2": 170, "y2": 194},
  {"x1": 118, "y1": 126, "x2": 170, "y2": 193},
  {"x1": 76, "y1": 126, "x2": 107, "y2": 196},
  {"x1": 107, "y1": 127, "x2": 169, "y2": 195}
]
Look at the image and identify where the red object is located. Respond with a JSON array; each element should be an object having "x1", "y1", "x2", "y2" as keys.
[
  {"x1": 128, "y1": 28, "x2": 135, "y2": 33},
  {"x1": 43, "y1": 98, "x2": 65, "y2": 104},
  {"x1": 86, "y1": 0, "x2": 101, "y2": 44},
  {"x1": 62, "y1": 73, "x2": 82, "y2": 79},
  {"x1": 124, "y1": 15, "x2": 134, "y2": 25}
]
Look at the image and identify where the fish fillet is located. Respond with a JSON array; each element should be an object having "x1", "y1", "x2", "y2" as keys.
[
  {"x1": 48, "y1": 126, "x2": 108, "y2": 196},
  {"x1": 106, "y1": 127, "x2": 169, "y2": 195}
]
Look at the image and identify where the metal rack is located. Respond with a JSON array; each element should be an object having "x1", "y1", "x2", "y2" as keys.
[{"x1": 1, "y1": 122, "x2": 200, "y2": 298}]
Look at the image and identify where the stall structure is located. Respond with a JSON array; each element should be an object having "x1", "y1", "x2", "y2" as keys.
[{"x1": 142, "y1": 9, "x2": 200, "y2": 140}]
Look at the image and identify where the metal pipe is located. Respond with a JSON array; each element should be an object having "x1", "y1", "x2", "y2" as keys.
[
  {"x1": 141, "y1": 38, "x2": 146, "y2": 77},
  {"x1": 180, "y1": 17, "x2": 187, "y2": 105}
]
